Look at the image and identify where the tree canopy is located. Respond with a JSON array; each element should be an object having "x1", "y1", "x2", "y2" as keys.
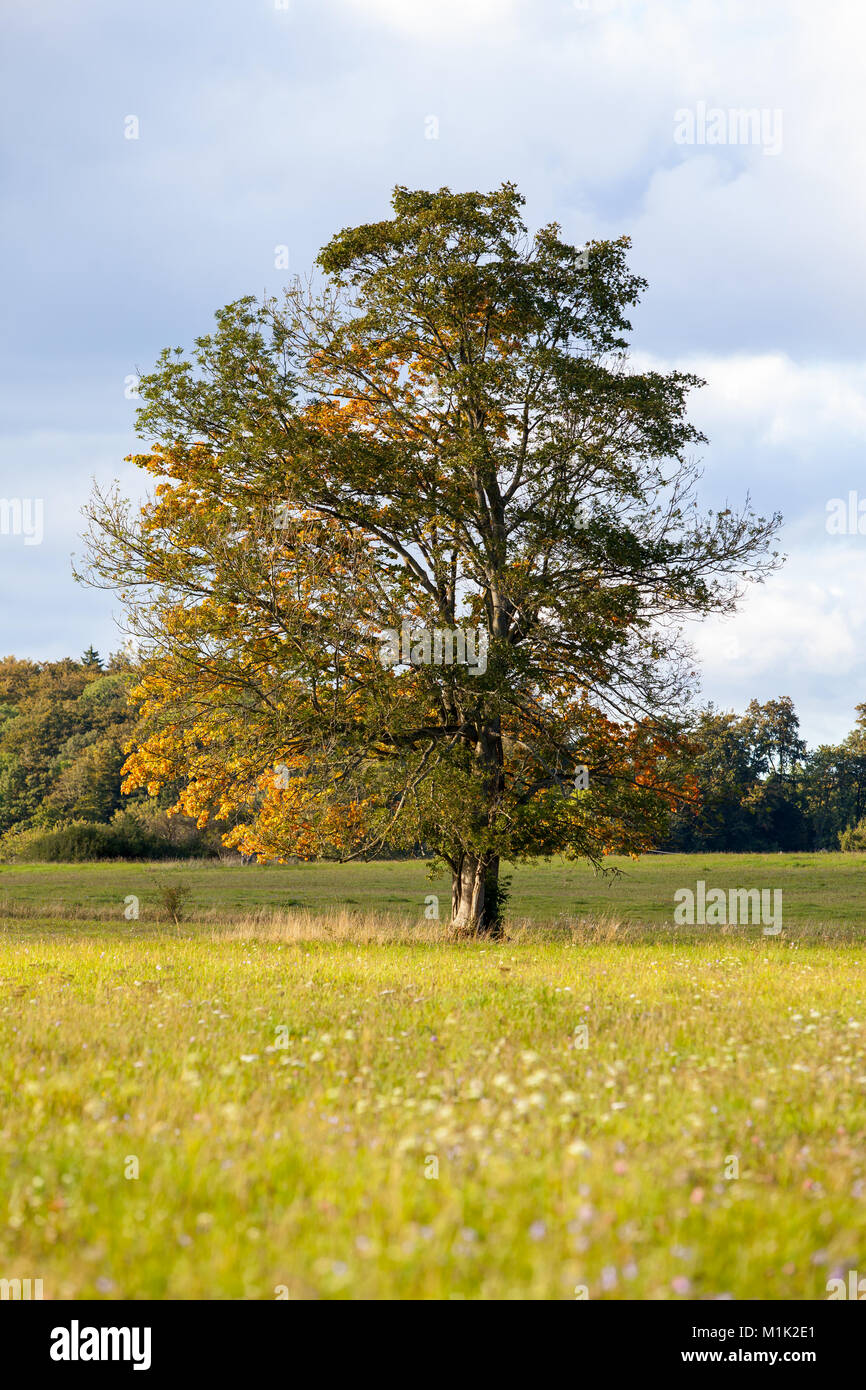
[{"x1": 81, "y1": 183, "x2": 782, "y2": 931}]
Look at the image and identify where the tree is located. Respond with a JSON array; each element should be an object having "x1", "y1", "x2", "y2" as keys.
[
  {"x1": 802, "y1": 707, "x2": 866, "y2": 849},
  {"x1": 741, "y1": 697, "x2": 809, "y2": 850},
  {"x1": 0, "y1": 652, "x2": 223, "y2": 860},
  {"x1": 662, "y1": 705, "x2": 761, "y2": 851},
  {"x1": 80, "y1": 183, "x2": 781, "y2": 933},
  {"x1": 0, "y1": 658, "x2": 93, "y2": 834},
  {"x1": 742, "y1": 696, "x2": 805, "y2": 782},
  {"x1": 0, "y1": 658, "x2": 142, "y2": 835},
  {"x1": 664, "y1": 698, "x2": 810, "y2": 851}
]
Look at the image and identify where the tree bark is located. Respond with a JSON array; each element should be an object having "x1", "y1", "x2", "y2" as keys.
[
  {"x1": 451, "y1": 851, "x2": 502, "y2": 935},
  {"x1": 448, "y1": 711, "x2": 506, "y2": 934}
]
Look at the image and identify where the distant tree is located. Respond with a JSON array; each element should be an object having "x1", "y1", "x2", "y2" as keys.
[
  {"x1": 742, "y1": 697, "x2": 809, "y2": 850},
  {"x1": 665, "y1": 697, "x2": 810, "y2": 851},
  {"x1": 743, "y1": 697, "x2": 806, "y2": 781},
  {"x1": 0, "y1": 656, "x2": 145, "y2": 835},
  {"x1": 0, "y1": 658, "x2": 93, "y2": 834},
  {"x1": 662, "y1": 706, "x2": 760, "y2": 851},
  {"x1": 801, "y1": 706, "x2": 866, "y2": 849},
  {"x1": 0, "y1": 652, "x2": 228, "y2": 859}
]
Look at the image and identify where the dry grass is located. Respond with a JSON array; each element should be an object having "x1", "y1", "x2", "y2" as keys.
[{"x1": 4, "y1": 892, "x2": 866, "y2": 951}]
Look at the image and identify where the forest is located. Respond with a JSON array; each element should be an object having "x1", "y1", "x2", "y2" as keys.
[{"x1": 2, "y1": 648, "x2": 864, "y2": 860}]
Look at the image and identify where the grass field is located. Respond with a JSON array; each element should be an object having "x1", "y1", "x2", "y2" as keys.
[
  {"x1": 2, "y1": 850, "x2": 866, "y2": 930},
  {"x1": 2, "y1": 854, "x2": 866, "y2": 1300}
]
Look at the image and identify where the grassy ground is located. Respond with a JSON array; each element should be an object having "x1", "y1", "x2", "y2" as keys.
[
  {"x1": 0, "y1": 856, "x2": 861, "y2": 1301},
  {"x1": 2, "y1": 850, "x2": 866, "y2": 929},
  {"x1": 1, "y1": 856, "x2": 865, "y2": 1299}
]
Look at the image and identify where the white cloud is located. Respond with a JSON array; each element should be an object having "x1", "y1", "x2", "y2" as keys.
[
  {"x1": 685, "y1": 356, "x2": 866, "y2": 449},
  {"x1": 625, "y1": 349, "x2": 866, "y2": 535},
  {"x1": 686, "y1": 540, "x2": 866, "y2": 743},
  {"x1": 5, "y1": 0, "x2": 866, "y2": 740}
]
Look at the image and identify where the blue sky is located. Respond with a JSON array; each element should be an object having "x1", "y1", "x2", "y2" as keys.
[{"x1": 2, "y1": 0, "x2": 864, "y2": 745}]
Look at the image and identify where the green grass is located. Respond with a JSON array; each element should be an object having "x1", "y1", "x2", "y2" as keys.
[
  {"x1": 2, "y1": 850, "x2": 865, "y2": 929},
  {"x1": 2, "y1": 855, "x2": 866, "y2": 1300}
]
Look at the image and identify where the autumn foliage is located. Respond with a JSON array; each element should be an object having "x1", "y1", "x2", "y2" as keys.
[{"x1": 82, "y1": 185, "x2": 778, "y2": 931}]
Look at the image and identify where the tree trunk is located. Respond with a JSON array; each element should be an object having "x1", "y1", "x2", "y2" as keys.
[
  {"x1": 448, "y1": 711, "x2": 506, "y2": 935},
  {"x1": 451, "y1": 852, "x2": 502, "y2": 936}
]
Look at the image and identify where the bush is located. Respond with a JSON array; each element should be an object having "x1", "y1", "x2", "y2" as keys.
[
  {"x1": 0, "y1": 821, "x2": 118, "y2": 862},
  {"x1": 840, "y1": 816, "x2": 866, "y2": 851},
  {"x1": 110, "y1": 802, "x2": 222, "y2": 855},
  {"x1": 155, "y1": 881, "x2": 192, "y2": 925},
  {"x1": 0, "y1": 810, "x2": 219, "y2": 862}
]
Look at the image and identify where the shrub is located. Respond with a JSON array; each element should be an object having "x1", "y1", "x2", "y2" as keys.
[
  {"x1": 0, "y1": 810, "x2": 219, "y2": 862},
  {"x1": 154, "y1": 881, "x2": 192, "y2": 925},
  {"x1": 840, "y1": 817, "x2": 866, "y2": 851},
  {"x1": 0, "y1": 821, "x2": 119, "y2": 862}
]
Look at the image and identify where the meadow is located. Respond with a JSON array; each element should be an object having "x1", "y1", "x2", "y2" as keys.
[
  {"x1": 1, "y1": 853, "x2": 865, "y2": 1300},
  {"x1": 3, "y1": 850, "x2": 866, "y2": 930}
]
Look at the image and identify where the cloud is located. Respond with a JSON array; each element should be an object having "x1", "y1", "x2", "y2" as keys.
[
  {"x1": 627, "y1": 350, "x2": 866, "y2": 531},
  {"x1": 3, "y1": 0, "x2": 866, "y2": 742},
  {"x1": 686, "y1": 538, "x2": 866, "y2": 745},
  {"x1": 0, "y1": 430, "x2": 142, "y2": 662}
]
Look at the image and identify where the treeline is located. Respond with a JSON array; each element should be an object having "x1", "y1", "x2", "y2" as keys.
[
  {"x1": 662, "y1": 697, "x2": 866, "y2": 852},
  {"x1": 0, "y1": 655, "x2": 864, "y2": 859},
  {"x1": 0, "y1": 650, "x2": 223, "y2": 860}
]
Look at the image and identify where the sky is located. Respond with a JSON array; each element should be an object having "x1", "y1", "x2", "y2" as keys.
[{"x1": 1, "y1": 0, "x2": 865, "y2": 747}]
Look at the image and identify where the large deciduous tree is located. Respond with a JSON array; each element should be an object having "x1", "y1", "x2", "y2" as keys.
[{"x1": 81, "y1": 184, "x2": 781, "y2": 933}]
